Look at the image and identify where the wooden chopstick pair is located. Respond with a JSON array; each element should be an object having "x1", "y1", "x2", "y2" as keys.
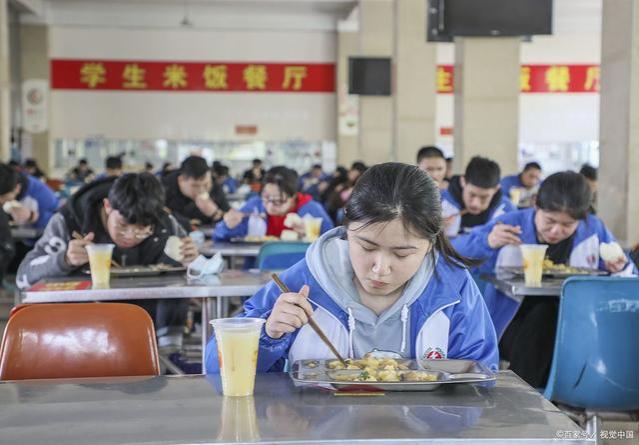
[
  {"x1": 71, "y1": 231, "x2": 122, "y2": 268},
  {"x1": 270, "y1": 273, "x2": 348, "y2": 366}
]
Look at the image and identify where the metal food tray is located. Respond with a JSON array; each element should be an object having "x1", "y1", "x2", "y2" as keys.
[
  {"x1": 499, "y1": 266, "x2": 608, "y2": 278},
  {"x1": 290, "y1": 359, "x2": 495, "y2": 392},
  {"x1": 83, "y1": 265, "x2": 186, "y2": 277}
]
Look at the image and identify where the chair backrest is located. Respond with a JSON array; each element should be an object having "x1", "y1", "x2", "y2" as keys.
[
  {"x1": 257, "y1": 241, "x2": 310, "y2": 270},
  {"x1": 544, "y1": 277, "x2": 639, "y2": 410},
  {"x1": 0, "y1": 303, "x2": 161, "y2": 381}
]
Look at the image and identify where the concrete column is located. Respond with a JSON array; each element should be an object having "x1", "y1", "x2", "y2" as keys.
[
  {"x1": 452, "y1": 38, "x2": 520, "y2": 174},
  {"x1": 392, "y1": 0, "x2": 437, "y2": 164},
  {"x1": 358, "y1": 0, "x2": 393, "y2": 165},
  {"x1": 598, "y1": 0, "x2": 639, "y2": 245},
  {"x1": 0, "y1": 0, "x2": 10, "y2": 161},
  {"x1": 19, "y1": 24, "x2": 50, "y2": 171},
  {"x1": 337, "y1": 28, "x2": 359, "y2": 167}
]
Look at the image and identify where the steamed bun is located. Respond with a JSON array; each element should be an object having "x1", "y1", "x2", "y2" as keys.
[
  {"x1": 600, "y1": 242, "x2": 625, "y2": 263},
  {"x1": 164, "y1": 236, "x2": 184, "y2": 262},
  {"x1": 280, "y1": 229, "x2": 299, "y2": 241}
]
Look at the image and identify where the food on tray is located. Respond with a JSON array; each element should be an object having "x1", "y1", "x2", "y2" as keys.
[
  {"x1": 327, "y1": 356, "x2": 410, "y2": 371},
  {"x1": 242, "y1": 235, "x2": 279, "y2": 243},
  {"x1": 164, "y1": 236, "x2": 184, "y2": 262},
  {"x1": 600, "y1": 242, "x2": 625, "y2": 263},
  {"x1": 329, "y1": 368, "x2": 437, "y2": 383},
  {"x1": 542, "y1": 259, "x2": 588, "y2": 274}
]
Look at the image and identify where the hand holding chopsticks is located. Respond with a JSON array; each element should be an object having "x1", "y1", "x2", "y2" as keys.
[
  {"x1": 71, "y1": 231, "x2": 122, "y2": 268},
  {"x1": 270, "y1": 273, "x2": 348, "y2": 366}
]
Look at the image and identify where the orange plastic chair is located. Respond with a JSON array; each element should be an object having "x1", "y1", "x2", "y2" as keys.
[{"x1": 0, "y1": 303, "x2": 161, "y2": 381}]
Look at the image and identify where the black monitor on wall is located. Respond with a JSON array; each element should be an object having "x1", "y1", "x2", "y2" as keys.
[
  {"x1": 427, "y1": 0, "x2": 553, "y2": 42},
  {"x1": 348, "y1": 57, "x2": 391, "y2": 96}
]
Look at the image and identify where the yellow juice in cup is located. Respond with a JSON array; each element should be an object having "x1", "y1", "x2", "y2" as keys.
[
  {"x1": 304, "y1": 217, "x2": 322, "y2": 242},
  {"x1": 86, "y1": 244, "x2": 114, "y2": 288},
  {"x1": 211, "y1": 318, "x2": 265, "y2": 397},
  {"x1": 520, "y1": 244, "x2": 548, "y2": 287}
]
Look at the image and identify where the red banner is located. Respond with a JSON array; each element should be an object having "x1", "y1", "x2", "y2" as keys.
[
  {"x1": 51, "y1": 59, "x2": 335, "y2": 93},
  {"x1": 437, "y1": 64, "x2": 600, "y2": 94}
]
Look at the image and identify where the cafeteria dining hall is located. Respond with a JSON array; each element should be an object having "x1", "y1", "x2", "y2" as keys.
[{"x1": 1, "y1": 0, "x2": 638, "y2": 444}]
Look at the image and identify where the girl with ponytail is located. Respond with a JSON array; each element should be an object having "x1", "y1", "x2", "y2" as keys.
[{"x1": 205, "y1": 163, "x2": 498, "y2": 374}]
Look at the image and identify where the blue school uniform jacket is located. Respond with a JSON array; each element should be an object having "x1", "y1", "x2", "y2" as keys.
[
  {"x1": 212, "y1": 196, "x2": 333, "y2": 241},
  {"x1": 205, "y1": 253, "x2": 499, "y2": 374},
  {"x1": 452, "y1": 208, "x2": 637, "y2": 337},
  {"x1": 499, "y1": 174, "x2": 523, "y2": 197},
  {"x1": 440, "y1": 187, "x2": 516, "y2": 238}
]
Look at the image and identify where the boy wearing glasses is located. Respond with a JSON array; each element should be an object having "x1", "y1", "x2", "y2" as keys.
[
  {"x1": 214, "y1": 166, "x2": 333, "y2": 241},
  {"x1": 16, "y1": 174, "x2": 198, "y2": 329}
]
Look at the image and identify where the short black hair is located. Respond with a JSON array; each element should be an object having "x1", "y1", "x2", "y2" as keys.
[
  {"x1": 252, "y1": 159, "x2": 262, "y2": 166},
  {"x1": 105, "y1": 156, "x2": 123, "y2": 170},
  {"x1": 0, "y1": 163, "x2": 19, "y2": 195},
  {"x1": 24, "y1": 158, "x2": 38, "y2": 168},
  {"x1": 350, "y1": 161, "x2": 367, "y2": 173},
  {"x1": 416, "y1": 146, "x2": 445, "y2": 163},
  {"x1": 312, "y1": 164, "x2": 322, "y2": 170},
  {"x1": 108, "y1": 173, "x2": 166, "y2": 227},
  {"x1": 79, "y1": 159, "x2": 88, "y2": 165},
  {"x1": 523, "y1": 161, "x2": 542, "y2": 172},
  {"x1": 145, "y1": 162, "x2": 153, "y2": 170},
  {"x1": 180, "y1": 156, "x2": 209, "y2": 180},
  {"x1": 537, "y1": 171, "x2": 592, "y2": 220},
  {"x1": 263, "y1": 166, "x2": 298, "y2": 197},
  {"x1": 464, "y1": 156, "x2": 501, "y2": 189},
  {"x1": 579, "y1": 164, "x2": 597, "y2": 181}
]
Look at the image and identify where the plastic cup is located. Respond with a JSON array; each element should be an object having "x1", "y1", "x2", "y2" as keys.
[
  {"x1": 304, "y1": 217, "x2": 322, "y2": 242},
  {"x1": 509, "y1": 187, "x2": 522, "y2": 206},
  {"x1": 520, "y1": 244, "x2": 548, "y2": 287},
  {"x1": 217, "y1": 395, "x2": 260, "y2": 441},
  {"x1": 210, "y1": 318, "x2": 265, "y2": 397},
  {"x1": 86, "y1": 243, "x2": 114, "y2": 288}
]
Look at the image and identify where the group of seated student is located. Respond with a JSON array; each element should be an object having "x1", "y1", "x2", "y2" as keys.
[
  {"x1": 14, "y1": 172, "x2": 199, "y2": 331},
  {"x1": 206, "y1": 162, "x2": 498, "y2": 374},
  {"x1": 453, "y1": 171, "x2": 635, "y2": 387},
  {"x1": 66, "y1": 158, "x2": 95, "y2": 184},
  {"x1": 214, "y1": 165, "x2": 333, "y2": 241},
  {"x1": 500, "y1": 162, "x2": 542, "y2": 208},
  {"x1": 163, "y1": 156, "x2": 231, "y2": 230},
  {"x1": 441, "y1": 156, "x2": 516, "y2": 238}
]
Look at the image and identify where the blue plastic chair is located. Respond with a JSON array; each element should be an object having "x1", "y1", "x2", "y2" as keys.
[
  {"x1": 543, "y1": 277, "x2": 639, "y2": 433},
  {"x1": 257, "y1": 241, "x2": 310, "y2": 270}
]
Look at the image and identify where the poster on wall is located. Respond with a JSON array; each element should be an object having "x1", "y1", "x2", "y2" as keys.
[
  {"x1": 22, "y1": 79, "x2": 49, "y2": 134},
  {"x1": 338, "y1": 82, "x2": 359, "y2": 136}
]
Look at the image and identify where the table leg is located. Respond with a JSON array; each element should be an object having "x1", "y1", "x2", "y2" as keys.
[
  {"x1": 201, "y1": 297, "x2": 209, "y2": 374},
  {"x1": 216, "y1": 296, "x2": 223, "y2": 319}
]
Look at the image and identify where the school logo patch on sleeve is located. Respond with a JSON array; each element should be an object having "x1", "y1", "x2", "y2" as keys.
[{"x1": 423, "y1": 347, "x2": 446, "y2": 360}]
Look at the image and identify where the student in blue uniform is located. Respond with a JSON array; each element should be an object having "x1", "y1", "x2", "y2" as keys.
[
  {"x1": 206, "y1": 163, "x2": 499, "y2": 374},
  {"x1": 441, "y1": 156, "x2": 516, "y2": 238},
  {"x1": 453, "y1": 171, "x2": 635, "y2": 386},
  {"x1": 500, "y1": 162, "x2": 542, "y2": 208}
]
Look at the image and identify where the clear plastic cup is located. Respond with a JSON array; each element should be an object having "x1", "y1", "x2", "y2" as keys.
[
  {"x1": 217, "y1": 395, "x2": 260, "y2": 441},
  {"x1": 210, "y1": 318, "x2": 265, "y2": 397},
  {"x1": 304, "y1": 217, "x2": 322, "y2": 242},
  {"x1": 86, "y1": 243, "x2": 114, "y2": 288},
  {"x1": 509, "y1": 187, "x2": 522, "y2": 206},
  {"x1": 520, "y1": 244, "x2": 548, "y2": 287}
]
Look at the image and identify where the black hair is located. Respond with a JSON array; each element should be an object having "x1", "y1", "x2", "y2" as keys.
[
  {"x1": 218, "y1": 165, "x2": 230, "y2": 176},
  {"x1": 0, "y1": 163, "x2": 19, "y2": 195},
  {"x1": 579, "y1": 164, "x2": 597, "y2": 181},
  {"x1": 79, "y1": 159, "x2": 88, "y2": 165},
  {"x1": 536, "y1": 171, "x2": 592, "y2": 220},
  {"x1": 145, "y1": 162, "x2": 154, "y2": 170},
  {"x1": 24, "y1": 158, "x2": 38, "y2": 168},
  {"x1": 344, "y1": 163, "x2": 478, "y2": 268},
  {"x1": 179, "y1": 156, "x2": 209, "y2": 179},
  {"x1": 312, "y1": 164, "x2": 322, "y2": 170},
  {"x1": 105, "y1": 156, "x2": 123, "y2": 170},
  {"x1": 263, "y1": 166, "x2": 298, "y2": 198},
  {"x1": 416, "y1": 146, "x2": 445, "y2": 163},
  {"x1": 108, "y1": 173, "x2": 166, "y2": 226},
  {"x1": 523, "y1": 161, "x2": 542, "y2": 172},
  {"x1": 8, "y1": 160, "x2": 19, "y2": 169},
  {"x1": 464, "y1": 156, "x2": 501, "y2": 189},
  {"x1": 252, "y1": 159, "x2": 262, "y2": 166},
  {"x1": 350, "y1": 161, "x2": 367, "y2": 173}
]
